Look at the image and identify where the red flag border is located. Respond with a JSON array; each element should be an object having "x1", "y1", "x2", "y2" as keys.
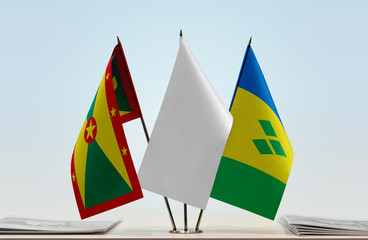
[
  {"x1": 71, "y1": 43, "x2": 143, "y2": 219},
  {"x1": 115, "y1": 42, "x2": 142, "y2": 123}
]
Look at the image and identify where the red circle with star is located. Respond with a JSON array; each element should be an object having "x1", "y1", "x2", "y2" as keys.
[{"x1": 84, "y1": 117, "x2": 97, "y2": 144}]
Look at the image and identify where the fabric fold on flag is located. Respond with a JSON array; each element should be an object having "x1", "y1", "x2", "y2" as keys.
[
  {"x1": 211, "y1": 44, "x2": 293, "y2": 220},
  {"x1": 71, "y1": 41, "x2": 143, "y2": 219},
  {"x1": 138, "y1": 37, "x2": 233, "y2": 209}
]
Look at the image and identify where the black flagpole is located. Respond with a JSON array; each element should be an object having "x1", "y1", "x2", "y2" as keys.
[
  {"x1": 116, "y1": 36, "x2": 177, "y2": 232},
  {"x1": 140, "y1": 115, "x2": 177, "y2": 231},
  {"x1": 180, "y1": 29, "x2": 189, "y2": 233},
  {"x1": 180, "y1": 29, "x2": 204, "y2": 234},
  {"x1": 195, "y1": 209, "x2": 203, "y2": 231}
]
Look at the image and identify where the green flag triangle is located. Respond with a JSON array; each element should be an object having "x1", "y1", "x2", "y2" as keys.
[{"x1": 85, "y1": 140, "x2": 132, "y2": 209}]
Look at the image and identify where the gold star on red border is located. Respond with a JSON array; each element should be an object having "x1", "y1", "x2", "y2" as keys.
[
  {"x1": 121, "y1": 147, "x2": 128, "y2": 156},
  {"x1": 110, "y1": 107, "x2": 116, "y2": 117}
]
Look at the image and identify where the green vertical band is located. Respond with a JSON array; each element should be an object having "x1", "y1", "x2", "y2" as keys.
[{"x1": 211, "y1": 156, "x2": 286, "y2": 220}]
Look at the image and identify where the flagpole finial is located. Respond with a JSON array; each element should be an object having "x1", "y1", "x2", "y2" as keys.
[
  {"x1": 117, "y1": 36, "x2": 121, "y2": 44},
  {"x1": 248, "y1": 37, "x2": 252, "y2": 45},
  {"x1": 180, "y1": 29, "x2": 183, "y2": 37}
]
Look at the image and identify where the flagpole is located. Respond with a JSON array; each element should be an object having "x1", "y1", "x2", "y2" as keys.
[
  {"x1": 116, "y1": 36, "x2": 177, "y2": 232},
  {"x1": 229, "y1": 36, "x2": 253, "y2": 111},
  {"x1": 180, "y1": 29, "x2": 204, "y2": 234},
  {"x1": 195, "y1": 209, "x2": 203, "y2": 231},
  {"x1": 180, "y1": 30, "x2": 190, "y2": 233},
  {"x1": 140, "y1": 116, "x2": 177, "y2": 231},
  {"x1": 164, "y1": 195, "x2": 177, "y2": 231},
  {"x1": 184, "y1": 203, "x2": 188, "y2": 232},
  {"x1": 139, "y1": 117, "x2": 150, "y2": 143},
  {"x1": 179, "y1": 29, "x2": 190, "y2": 233}
]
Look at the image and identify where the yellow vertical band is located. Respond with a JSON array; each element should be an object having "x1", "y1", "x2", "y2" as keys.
[
  {"x1": 223, "y1": 88, "x2": 293, "y2": 184},
  {"x1": 93, "y1": 77, "x2": 132, "y2": 189}
]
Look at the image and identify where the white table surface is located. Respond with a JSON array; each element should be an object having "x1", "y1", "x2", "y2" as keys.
[{"x1": 0, "y1": 213, "x2": 367, "y2": 239}]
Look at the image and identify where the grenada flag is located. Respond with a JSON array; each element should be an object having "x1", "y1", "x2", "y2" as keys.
[
  {"x1": 71, "y1": 40, "x2": 143, "y2": 219},
  {"x1": 211, "y1": 41, "x2": 293, "y2": 220}
]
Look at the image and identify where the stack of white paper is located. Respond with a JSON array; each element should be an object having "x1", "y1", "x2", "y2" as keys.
[
  {"x1": 280, "y1": 215, "x2": 368, "y2": 236},
  {"x1": 0, "y1": 216, "x2": 119, "y2": 234}
]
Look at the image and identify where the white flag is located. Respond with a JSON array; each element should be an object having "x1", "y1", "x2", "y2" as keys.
[{"x1": 138, "y1": 37, "x2": 233, "y2": 209}]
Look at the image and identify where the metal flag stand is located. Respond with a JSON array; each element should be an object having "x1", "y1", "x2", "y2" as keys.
[
  {"x1": 172, "y1": 31, "x2": 205, "y2": 234},
  {"x1": 129, "y1": 30, "x2": 204, "y2": 234},
  {"x1": 168, "y1": 204, "x2": 203, "y2": 234},
  {"x1": 175, "y1": 206, "x2": 204, "y2": 233}
]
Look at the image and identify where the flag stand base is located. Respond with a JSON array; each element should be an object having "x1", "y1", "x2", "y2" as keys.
[
  {"x1": 165, "y1": 201, "x2": 204, "y2": 234},
  {"x1": 169, "y1": 229, "x2": 203, "y2": 234}
]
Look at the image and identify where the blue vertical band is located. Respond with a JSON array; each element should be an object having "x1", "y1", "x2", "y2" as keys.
[
  {"x1": 229, "y1": 44, "x2": 250, "y2": 110},
  {"x1": 231, "y1": 45, "x2": 282, "y2": 123}
]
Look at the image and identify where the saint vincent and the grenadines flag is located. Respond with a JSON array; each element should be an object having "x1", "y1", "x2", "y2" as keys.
[
  {"x1": 211, "y1": 42, "x2": 293, "y2": 220},
  {"x1": 71, "y1": 40, "x2": 143, "y2": 219}
]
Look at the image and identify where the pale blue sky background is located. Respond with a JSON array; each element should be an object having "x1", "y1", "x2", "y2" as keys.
[{"x1": 0, "y1": 0, "x2": 368, "y2": 223}]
